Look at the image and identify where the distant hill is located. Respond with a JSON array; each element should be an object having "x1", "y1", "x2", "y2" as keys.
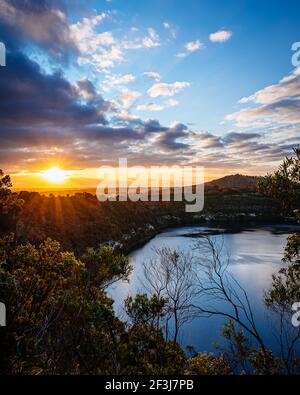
[{"x1": 205, "y1": 174, "x2": 263, "y2": 190}]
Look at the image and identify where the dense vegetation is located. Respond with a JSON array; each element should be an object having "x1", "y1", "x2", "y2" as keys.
[
  {"x1": 2, "y1": 177, "x2": 281, "y2": 255},
  {"x1": 0, "y1": 150, "x2": 299, "y2": 375}
]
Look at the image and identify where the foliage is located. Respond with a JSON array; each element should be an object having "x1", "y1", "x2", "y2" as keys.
[
  {"x1": 0, "y1": 170, "x2": 23, "y2": 234},
  {"x1": 257, "y1": 148, "x2": 300, "y2": 215},
  {"x1": 0, "y1": 235, "x2": 188, "y2": 375},
  {"x1": 186, "y1": 353, "x2": 232, "y2": 375},
  {"x1": 260, "y1": 149, "x2": 300, "y2": 309},
  {"x1": 4, "y1": 186, "x2": 279, "y2": 255},
  {"x1": 0, "y1": 170, "x2": 186, "y2": 375},
  {"x1": 121, "y1": 324, "x2": 186, "y2": 375},
  {"x1": 81, "y1": 245, "x2": 132, "y2": 289},
  {"x1": 250, "y1": 350, "x2": 284, "y2": 375},
  {"x1": 0, "y1": 236, "x2": 122, "y2": 374},
  {"x1": 125, "y1": 294, "x2": 167, "y2": 328},
  {"x1": 0, "y1": 152, "x2": 299, "y2": 376},
  {"x1": 259, "y1": 148, "x2": 300, "y2": 374}
]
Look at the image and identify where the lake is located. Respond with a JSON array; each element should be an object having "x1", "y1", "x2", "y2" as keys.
[{"x1": 108, "y1": 225, "x2": 300, "y2": 353}]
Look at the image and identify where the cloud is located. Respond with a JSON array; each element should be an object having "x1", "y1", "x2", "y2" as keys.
[
  {"x1": 117, "y1": 89, "x2": 142, "y2": 109},
  {"x1": 70, "y1": 16, "x2": 112, "y2": 53},
  {"x1": 148, "y1": 82, "x2": 191, "y2": 98},
  {"x1": 137, "y1": 103, "x2": 165, "y2": 112},
  {"x1": 197, "y1": 132, "x2": 224, "y2": 149},
  {"x1": 0, "y1": 0, "x2": 76, "y2": 59},
  {"x1": 163, "y1": 21, "x2": 176, "y2": 38},
  {"x1": 176, "y1": 40, "x2": 204, "y2": 58},
  {"x1": 176, "y1": 52, "x2": 188, "y2": 59},
  {"x1": 239, "y1": 67, "x2": 300, "y2": 105},
  {"x1": 71, "y1": 12, "x2": 125, "y2": 71},
  {"x1": 71, "y1": 15, "x2": 161, "y2": 71},
  {"x1": 103, "y1": 73, "x2": 136, "y2": 91},
  {"x1": 0, "y1": 51, "x2": 110, "y2": 129},
  {"x1": 0, "y1": 49, "x2": 195, "y2": 169},
  {"x1": 122, "y1": 28, "x2": 160, "y2": 50},
  {"x1": 188, "y1": 129, "x2": 294, "y2": 171},
  {"x1": 137, "y1": 99, "x2": 178, "y2": 112},
  {"x1": 209, "y1": 30, "x2": 232, "y2": 43},
  {"x1": 113, "y1": 111, "x2": 140, "y2": 123},
  {"x1": 166, "y1": 99, "x2": 179, "y2": 107},
  {"x1": 227, "y1": 67, "x2": 300, "y2": 127},
  {"x1": 185, "y1": 40, "x2": 205, "y2": 52},
  {"x1": 76, "y1": 78, "x2": 99, "y2": 101},
  {"x1": 142, "y1": 28, "x2": 160, "y2": 48},
  {"x1": 223, "y1": 132, "x2": 261, "y2": 144},
  {"x1": 155, "y1": 123, "x2": 190, "y2": 151},
  {"x1": 144, "y1": 71, "x2": 161, "y2": 82},
  {"x1": 87, "y1": 46, "x2": 124, "y2": 70}
]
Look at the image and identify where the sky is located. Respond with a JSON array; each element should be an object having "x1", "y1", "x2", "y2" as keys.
[{"x1": 0, "y1": 0, "x2": 299, "y2": 189}]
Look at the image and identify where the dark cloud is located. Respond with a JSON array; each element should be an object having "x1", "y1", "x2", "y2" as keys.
[
  {"x1": 223, "y1": 132, "x2": 261, "y2": 144},
  {"x1": 77, "y1": 78, "x2": 99, "y2": 102},
  {"x1": 0, "y1": 0, "x2": 76, "y2": 59},
  {"x1": 142, "y1": 119, "x2": 169, "y2": 133},
  {"x1": 198, "y1": 131, "x2": 224, "y2": 148},
  {"x1": 0, "y1": 52, "x2": 109, "y2": 129},
  {"x1": 156, "y1": 124, "x2": 191, "y2": 151}
]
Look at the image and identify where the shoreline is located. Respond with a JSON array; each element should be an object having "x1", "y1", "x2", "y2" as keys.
[{"x1": 120, "y1": 217, "x2": 300, "y2": 255}]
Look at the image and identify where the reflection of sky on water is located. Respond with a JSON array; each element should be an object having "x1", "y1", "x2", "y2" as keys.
[{"x1": 108, "y1": 225, "x2": 300, "y2": 353}]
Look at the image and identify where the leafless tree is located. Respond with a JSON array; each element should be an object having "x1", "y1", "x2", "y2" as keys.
[
  {"x1": 143, "y1": 247, "x2": 197, "y2": 343},
  {"x1": 142, "y1": 236, "x2": 299, "y2": 374},
  {"x1": 191, "y1": 236, "x2": 271, "y2": 372}
]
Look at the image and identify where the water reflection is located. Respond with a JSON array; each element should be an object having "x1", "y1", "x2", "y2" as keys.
[{"x1": 108, "y1": 225, "x2": 300, "y2": 352}]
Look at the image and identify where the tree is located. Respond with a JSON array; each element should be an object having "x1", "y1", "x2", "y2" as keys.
[
  {"x1": 259, "y1": 148, "x2": 300, "y2": 374},
  {"x1": 122, "y1": 324, "x2": 186, "y2": 375},
  {"x1": 0, "y1": 170, "x2": 23, "y2": 234},
  {"x1": 81, "y1": 245, "x2": 132, "y2": 290},
  {"x1": 186, "y1": 352, "x2": 233, "y2": 375},
  {"x1": 191, "y1": 236, "x2": 272, "y2": 373},
  {"x1": 257, "y1": 148, "x2": 300, "y2": 216},
  {"x1": 143, "y1": 247, "x2": 197, "y2": 343},
  {"x1": 0, "y1": 237, "x2": 131, "y2": 374},
  {"x1": 125, "y1": 294, "x2": 167, "y2": 330},
  {"x1": 123, "y1": 293, "x2": 186, "y2": 374},
  {"x1": 217, "y1": 320, "x2": 283, "y2": 375},
  {"x1": 0, "y1": 234, "x2": 188, "y2": 375}
]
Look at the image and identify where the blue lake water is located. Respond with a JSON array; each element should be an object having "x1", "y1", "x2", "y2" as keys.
[{"x1": 108, "y1": 225, "x2": 300, "y2": 353}]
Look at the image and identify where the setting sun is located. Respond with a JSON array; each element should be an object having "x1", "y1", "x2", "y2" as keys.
[{"x1": 42, "y1": 167, "x2": 67, "y2": 184}]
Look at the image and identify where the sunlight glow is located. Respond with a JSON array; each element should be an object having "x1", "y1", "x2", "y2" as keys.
[{"x1": 42, "y1": 167, "x2": 67, "y2": 184}]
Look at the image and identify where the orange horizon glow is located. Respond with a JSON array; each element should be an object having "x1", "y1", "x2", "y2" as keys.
[{"x1": 9, "y1": 164, "x2": 268, "y2": 193}]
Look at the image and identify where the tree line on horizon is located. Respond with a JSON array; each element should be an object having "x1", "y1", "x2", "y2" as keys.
[{"x1": 0, "y1": 174, "x2": 281, "y2": 256}]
